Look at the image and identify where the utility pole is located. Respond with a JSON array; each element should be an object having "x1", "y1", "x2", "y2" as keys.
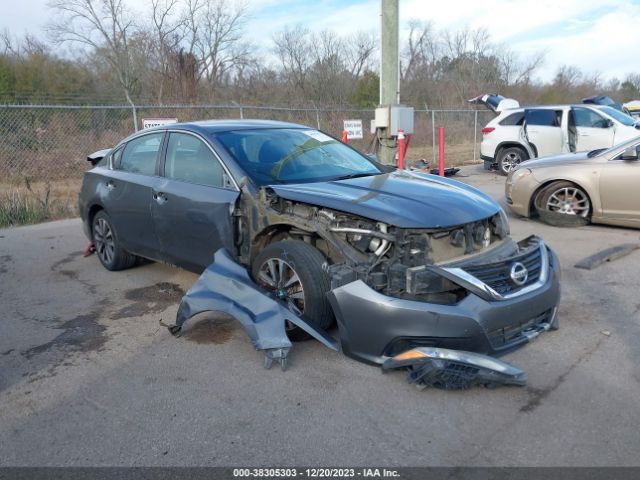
[
  {"x1": 376, "y1": 0, "x2": 413, "y2": 165},
  {"x1": 380, "y1": 0, "x2": 399, "y2": 108}
]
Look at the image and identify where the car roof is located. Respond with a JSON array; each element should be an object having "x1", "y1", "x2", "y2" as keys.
[
  {"x1": 116, "y1": 119, "x2": 312, "y2": 148},
  {"x1": 161, "y1": 119, "x2": 307, "y2": 135},
  {"x1": 500, "y1": 104, "x2": 612, "y2": 114}
]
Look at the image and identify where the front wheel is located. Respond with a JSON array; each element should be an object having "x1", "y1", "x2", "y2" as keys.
[
  {"x1": 498, "y1": 147, "x2": 528, "y2": 176},
  {"x1": 251, "y1": 240, "x2": 333, "y2": 341},
  {"x1": 535, "y1": 181, "x2": 591, "y2": 227}
]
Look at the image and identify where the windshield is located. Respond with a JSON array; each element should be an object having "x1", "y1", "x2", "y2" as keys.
[
  {"x1": 589, "y1": 135, "x2": 640, "y2": 158},
  {"x1": 214, "y1": 128, "x2": 381, "y2": 185},
  {"x1": 599, "y1": 106, "x2": 636, "y2": 126}
]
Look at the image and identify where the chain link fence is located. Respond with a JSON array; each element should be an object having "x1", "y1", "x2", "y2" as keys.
[{"x1": 0, "y1": 104, "x2": 494, "y2": 226}]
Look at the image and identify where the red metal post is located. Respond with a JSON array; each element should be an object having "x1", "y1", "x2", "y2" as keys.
[
  {"x1": 438, "y1": 127, "x2": 445, "y2": 176},
  {"x1": 397, "y1": 129, "x2": 405, "y2": 169}
]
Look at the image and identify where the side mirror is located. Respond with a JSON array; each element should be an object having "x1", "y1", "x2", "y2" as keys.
[
  {"x1": 621, "y1": 146, "x2": 639, "y2": 161},
  {"x1": 605, "y1": 119, "x2": 615, "y2": 128}
]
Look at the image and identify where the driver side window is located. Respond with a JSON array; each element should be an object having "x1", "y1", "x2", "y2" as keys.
[{"x1": 573, "y1": 108, "x2": 608, "y2": 128}]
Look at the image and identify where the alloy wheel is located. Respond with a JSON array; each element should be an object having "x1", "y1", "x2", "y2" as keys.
[
  {"x1": 257, "y1": 258, "x2": 305, "y2": 329},
  {"x1": 545, "y1": 186, "x2": 590, "y2": 217},
  {"x1": 501, "y1": 152, "x2": 522, "y2": 172},
  {"x1": 93, "y1": 217, "x2": 115, "y2": 265}
]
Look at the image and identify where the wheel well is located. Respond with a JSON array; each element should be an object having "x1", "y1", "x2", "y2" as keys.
[
  {"x1": 250, "y1": 224, "x2": 341, "y2": 264},
  {"x1": 496, "y1": 142, "x2": 532, "y2": 160},
  {"x1": 529, "y1": 179, "x2": 592, "y2": 217},
  {"x1": 87, "y1": 205, "x2": 104, "y2": 234}
]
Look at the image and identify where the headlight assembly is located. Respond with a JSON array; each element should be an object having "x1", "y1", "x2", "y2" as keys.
[{"x1": 513, "y1": 168, "x2": 532, "y2": 180}]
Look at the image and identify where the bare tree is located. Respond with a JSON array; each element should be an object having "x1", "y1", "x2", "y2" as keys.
[
  {"x1": 273, "y1": 25, "x2": 312, "y2": 93},
  {"x1": 344, "y1": 31, "x2": 376, "y2": 78},
  {"x1": 182, "y1": 0, "x2": 252, "y2": 99},
  {"x1": 150, "y1": 0, "x2": 184, "y2": 103},
  {"x1": 401, "y1": 20, "x2": 437, "y2": 82},
  {"x1": 47, "y1": 0, "x2": 140, "y2": 125}
]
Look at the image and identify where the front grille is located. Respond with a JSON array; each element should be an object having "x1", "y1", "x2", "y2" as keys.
[
  {"x1": 462, "y1": 241, "x2": 543, "y2": 295},
  {"x1": 488, "y1": 309, "x2": 553, "y2": 349}
]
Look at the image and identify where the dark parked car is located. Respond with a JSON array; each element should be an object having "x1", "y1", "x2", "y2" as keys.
[{"x1": 80, "y1": 120, "x2": 560, "y2": 364}]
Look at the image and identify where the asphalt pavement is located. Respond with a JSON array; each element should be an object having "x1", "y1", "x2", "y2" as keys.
[{"x1": 1, "y1": 164, "x2": 639, "y2": 466}]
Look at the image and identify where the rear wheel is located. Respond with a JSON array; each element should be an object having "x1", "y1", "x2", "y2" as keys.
[
  {"x1": 498, "y1": 147, "x2": 527, "y2": 176},
  {"x1": 92, "y1": 211, "x2": 137, "y2": 271},
  {"x1": 252, "y1": 240, "x2": 333, "y2": 341}
]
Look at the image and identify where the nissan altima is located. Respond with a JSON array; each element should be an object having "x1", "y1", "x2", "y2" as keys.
[{"x1": 79, "y1": 120, "x2": 560, "y2": 364}]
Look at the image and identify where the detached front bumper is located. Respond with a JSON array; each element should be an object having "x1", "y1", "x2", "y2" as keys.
[{"x1": 327, "y1": 241, "x2": 561, "y2": 365}]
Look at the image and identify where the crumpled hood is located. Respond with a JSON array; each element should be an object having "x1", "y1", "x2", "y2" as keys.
[{"x1": 269, "y1": 171, "x2": 500, "y2": 228}]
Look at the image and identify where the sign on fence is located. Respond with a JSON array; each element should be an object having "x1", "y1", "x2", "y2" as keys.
[
  {"x1": 141, "y1": 118, "x2": 178, "y2": 129},
  {"x1": 343, "y1": 119, "x2": 363, "y2": 139}
]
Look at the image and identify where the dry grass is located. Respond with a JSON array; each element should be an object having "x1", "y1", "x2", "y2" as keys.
[
  {"x1": 0, "y1": 179, "x2": 80, "y2": 228},
  {"x1": 406, "y1": 142, "x2": 480, "y2": 167},
  {"x1": 0, "y1": 141, "x2": 480, "y2": 229}
]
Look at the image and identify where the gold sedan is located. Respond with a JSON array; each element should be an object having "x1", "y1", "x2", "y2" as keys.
[{"x1": 506, "y1": 137, "x2": 640, "y2": 228}]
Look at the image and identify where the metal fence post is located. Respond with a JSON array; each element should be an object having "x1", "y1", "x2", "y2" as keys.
[
  {"x1": 431, "y1": 110, "x2": 436, "y2": 164},
  {"x1": 239, "y1": 106, "x2": 244, "y2": 119},
  {"x1": 315, "y1": 109, "x2": 321, "y2": 130},
  {"x1": 132, "y1": 104, "x2": 138, "y2": 132},
  {"x1": 473, "y1": 110, "x2": 478, "y2": 163}
]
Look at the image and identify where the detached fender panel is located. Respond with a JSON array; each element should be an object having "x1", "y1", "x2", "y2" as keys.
[{"x1": 172, "y1": 249, "x2": 338, "y2": 352}]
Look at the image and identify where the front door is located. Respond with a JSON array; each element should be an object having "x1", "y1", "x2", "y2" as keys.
[
  {"x1": 599, "y1": 145, "x2": 640, "y2": 225},
  {"x1": 152, "y1": 131, "x2": 239, "y2": 272},
  {"x1": 571, "y1": 107, "x2": 615, "y2": 151}
]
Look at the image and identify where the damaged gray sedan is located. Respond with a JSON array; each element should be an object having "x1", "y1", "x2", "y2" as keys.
[{"x1": 80, "y1": 120, "x2": 560, "y2": 388}]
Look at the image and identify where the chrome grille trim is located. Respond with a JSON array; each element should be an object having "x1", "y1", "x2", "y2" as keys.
[{"x1": 439, "y1": 240, "x2": 549, "y2": 301}]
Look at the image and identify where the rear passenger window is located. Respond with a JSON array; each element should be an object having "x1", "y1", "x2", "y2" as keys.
[
  {"x1": 526, "y1": 109, "x2": 561, "y2": 127},
  {"x1": 499, "y1": 112, "x2": 524, "y2": 126},
  {"x1": 119, "y1": 133, "x2": 163, "y2": 175},
  {"x1": 164, "y1": 132, "x2": 224, "y2": 188},
  {"x1": 111, "y1": 147, "x2": 123, "y2": 169}
]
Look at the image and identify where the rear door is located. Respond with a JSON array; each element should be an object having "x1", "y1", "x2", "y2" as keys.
[
  {"x1": 524, "y1": 109, "x2": 564, "y2": 157},
  {"x1": 152, "y1": 131, "x2": 239, "y2": 272},
  {"x1": 571, "y1": 107, "x2": 615, "y2": 151},
  {"x1": 105, "y1": 132, "x2": 166, "y2": 259}
]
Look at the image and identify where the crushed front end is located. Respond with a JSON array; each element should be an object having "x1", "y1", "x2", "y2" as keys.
[{"x1": 325, "y1": 221, "x2": 560, "y2": 365}]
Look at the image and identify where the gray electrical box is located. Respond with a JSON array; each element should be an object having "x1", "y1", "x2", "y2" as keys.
[{"x1": 374, "y1": 105, "x2": 414, "y2": 136}]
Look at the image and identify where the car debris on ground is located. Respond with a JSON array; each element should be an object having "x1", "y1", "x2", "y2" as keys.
[
  {"x1": 166, "y1": 249, "x2": 532, "y2": 390},
  {"x1": 574, "y1": 244, "x2": 640, "y2": 270}
]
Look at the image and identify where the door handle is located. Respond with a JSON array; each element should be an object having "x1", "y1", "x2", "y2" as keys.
[
  {"x1": 106, "y1": 180, "x2": 116, "y2": 190},
  {"x1": 153, "y1": 192, "x2": 168, "y2": 204}
]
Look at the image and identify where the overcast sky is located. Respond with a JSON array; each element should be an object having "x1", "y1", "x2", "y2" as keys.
[{"x1": 2, "y1": 0, "x2": 640, "y2": 82}]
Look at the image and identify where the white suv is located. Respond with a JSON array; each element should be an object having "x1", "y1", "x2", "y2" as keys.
[{"x1": 472, "y1": 94, "x2": 640, "y2": 175}]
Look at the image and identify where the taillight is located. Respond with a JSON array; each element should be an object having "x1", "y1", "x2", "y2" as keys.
[{"x1": 482, "y1": 127, "x2": 495, "y2": 134}]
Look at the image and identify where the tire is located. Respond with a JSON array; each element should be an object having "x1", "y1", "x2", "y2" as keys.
[
  {"x1": 534, "y1": 181, "x2": 591, "y2": 227},
  {"x1": 92, "y1": 210, "x2": 137, "y2": 271},
  {"x1": 251, "y1": 240, "x2": 333, "y2": 341},
  {"x1": 497, "y1": 147, "x2": 528, "y2": 176}
]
